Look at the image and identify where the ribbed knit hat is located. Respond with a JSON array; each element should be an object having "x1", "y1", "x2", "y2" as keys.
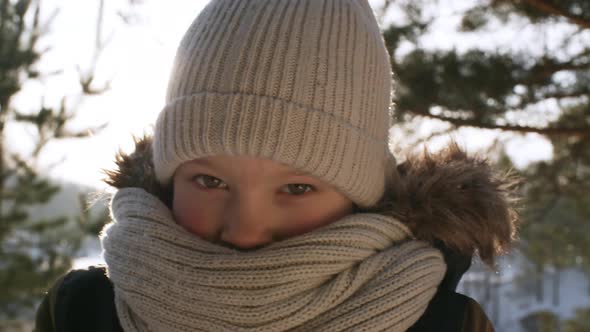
[{"x1": 153, "y1": 0, "x2": 394, "y2": 207}]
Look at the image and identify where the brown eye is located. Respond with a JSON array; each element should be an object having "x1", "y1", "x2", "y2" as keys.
[
  {"x1": 193, "y1": 175, "x2": 228, "y2": 189},
  {"x1": 282, "y1": 184, "x2": 314, "y2": 195}
]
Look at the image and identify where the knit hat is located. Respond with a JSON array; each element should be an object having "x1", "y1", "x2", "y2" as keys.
[{"x1": 152, "y1": 0, "x2": 394, "y2": 207}]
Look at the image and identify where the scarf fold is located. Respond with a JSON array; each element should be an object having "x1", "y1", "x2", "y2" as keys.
[{"x1": 101, "y1": 188, "x2": 446, "y2": 332}]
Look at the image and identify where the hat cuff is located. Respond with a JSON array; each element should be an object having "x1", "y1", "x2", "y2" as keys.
[{"x1": 153, "y1": 92, "x2": 388, "y2": 207}]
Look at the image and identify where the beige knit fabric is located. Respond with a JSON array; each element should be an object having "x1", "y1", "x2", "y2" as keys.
[
  {"x1": 152, "y1": 0, "x2": 394, "y2": 207},
  {"x1": 101, "y1": 188, "x2": 446, "y2": 332}
]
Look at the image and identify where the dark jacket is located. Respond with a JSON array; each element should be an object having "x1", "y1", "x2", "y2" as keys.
[{"x1": 35, "y1": 136, "x2": 517, "y2": 332}]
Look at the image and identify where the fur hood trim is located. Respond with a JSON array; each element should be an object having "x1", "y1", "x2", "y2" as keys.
[{"x1": 103, "y1": 135, "x2": 520, "y2": 267}]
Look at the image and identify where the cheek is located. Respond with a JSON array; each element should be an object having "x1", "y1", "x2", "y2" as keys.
[{"x1": 172, "y1": 185, "x2": 222, "y2": 239}]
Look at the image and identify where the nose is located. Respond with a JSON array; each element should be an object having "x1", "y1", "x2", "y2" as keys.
[{"x1": 220, "y1": 193, "x2": 274, "y2": 250}]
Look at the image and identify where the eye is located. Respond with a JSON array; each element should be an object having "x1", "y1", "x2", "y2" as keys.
[
  {"x1": 281, "y1": 184, "x2": 315, "y2": 196},
  {"x1": 193, "y1": 174, "x2": 228, "y2": 190}
]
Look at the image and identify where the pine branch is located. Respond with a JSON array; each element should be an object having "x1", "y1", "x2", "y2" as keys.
[
  {"x1": 520, "y1": 0, "x2": 590, "y2": 29},
  {"x1": 416, "y1": 111, "x2": 590, "y2": 137},
  {"x1": 520, "y1": 58, "x2": 590, "y2": 85},
  {"x1": 540, "y1": 90, "x2": 590, "y2": 100}
]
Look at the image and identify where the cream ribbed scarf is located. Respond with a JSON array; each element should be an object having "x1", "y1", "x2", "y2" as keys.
[{"x1": 101, "y1": 188, "x2": 446, "y2": 332}]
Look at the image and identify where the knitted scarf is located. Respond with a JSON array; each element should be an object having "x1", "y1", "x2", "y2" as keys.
[{"x1": 101, "y1": 188, "x2": 446, "y2": 332}]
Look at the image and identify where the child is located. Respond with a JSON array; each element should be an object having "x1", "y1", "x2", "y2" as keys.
[{"x1": 35, "y1": 0, "x2": 518, "y2": 331}]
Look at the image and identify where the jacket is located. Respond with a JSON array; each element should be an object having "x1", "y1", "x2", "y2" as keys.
[{"x1": 35, "y1": 135, "x2": 518, "y2": 331}]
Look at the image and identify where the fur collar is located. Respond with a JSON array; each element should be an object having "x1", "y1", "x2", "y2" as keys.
[{"x1": 103, "y1": 135, "x2": 519, "y2": 272}]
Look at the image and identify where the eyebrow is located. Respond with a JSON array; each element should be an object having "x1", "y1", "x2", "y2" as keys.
[{"x1": 188, "y1": 159, "x2": 214, "y2": 167}]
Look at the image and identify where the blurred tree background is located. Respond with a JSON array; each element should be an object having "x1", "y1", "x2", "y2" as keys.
[
  {"x1": 1, "y1": 0, "x2": 589, "y2": 330},
  {"x1": 377, "y1": 0, "x2": 589, "y2": 330},
  {"x1": 0, "y1": 0, "x2": 130, "y2": 329}
]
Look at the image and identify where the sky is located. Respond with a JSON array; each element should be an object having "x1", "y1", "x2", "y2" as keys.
[{"x1": 7, "y1": 0, "x2": 553, "y2": 191}]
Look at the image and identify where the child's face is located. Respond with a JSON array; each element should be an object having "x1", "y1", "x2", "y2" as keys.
[{"x1": 172, "y1": 155, "x2": 353, "y2": 250}]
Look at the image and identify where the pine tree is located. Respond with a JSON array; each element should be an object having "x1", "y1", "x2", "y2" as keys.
[
  {"x1": 379, "y1": 0, "x2": 590, "y2": 272},
  {"x1": 0, "y1": 0, "x2": 110, "y2": 322}
]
